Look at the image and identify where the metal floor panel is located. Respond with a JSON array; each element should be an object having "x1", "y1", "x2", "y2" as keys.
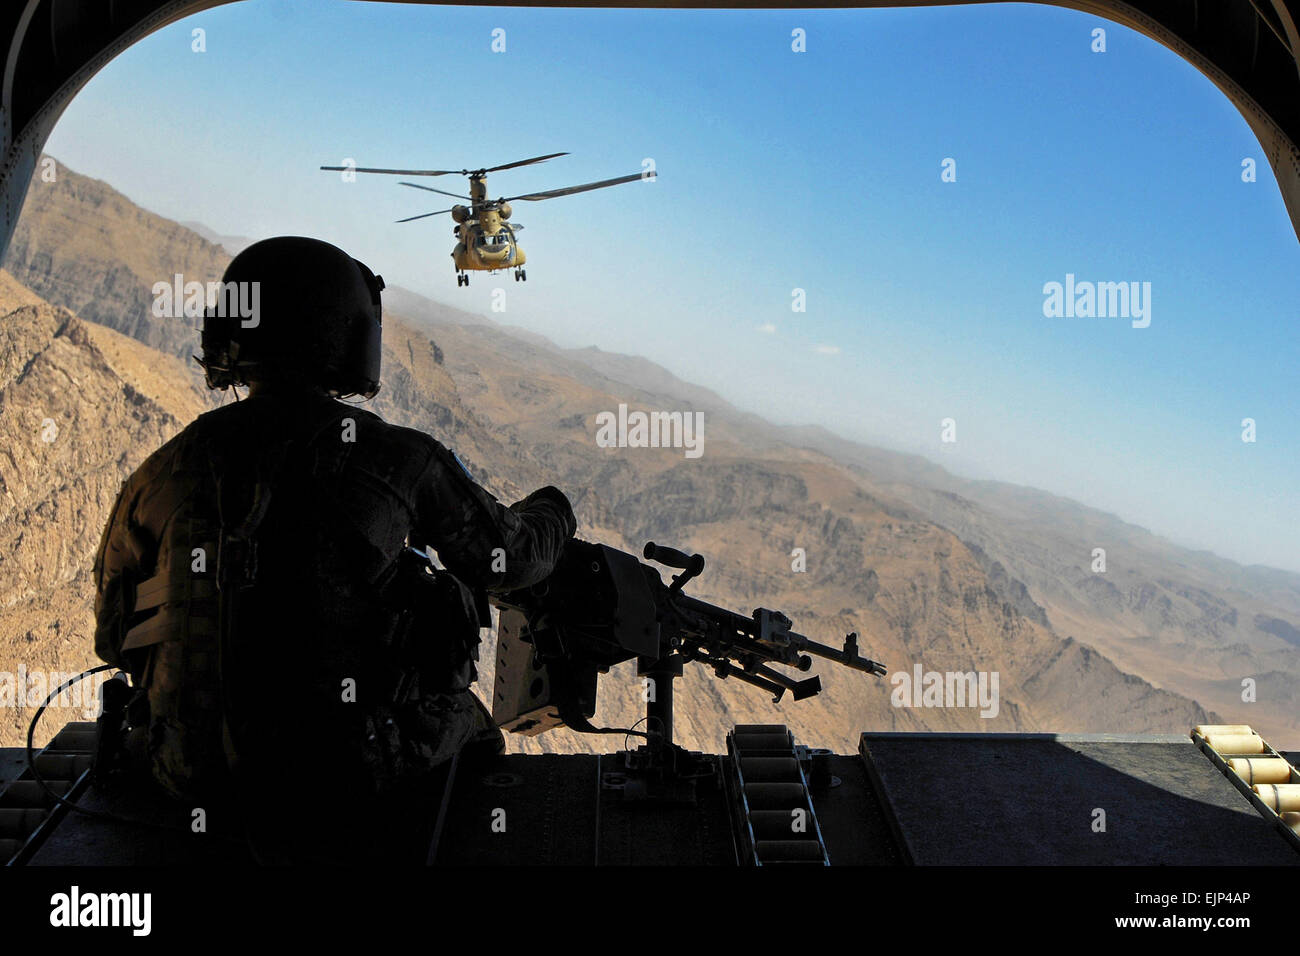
[
  {"x1": 859, "y1": 733, "x2": 1300, "y2": 866},
  {"x1": 433, "y1": 754, "x2": 736, "y2": 866},
  {"x1": 23, "y1": 785, "x2": 251, "y2": 866},
  {"x1": 433, "y1": 754, "x2": 600, "y2": 865},
  {"x1": 813, "y1": 756, "x2": 902, "y2": 866}
]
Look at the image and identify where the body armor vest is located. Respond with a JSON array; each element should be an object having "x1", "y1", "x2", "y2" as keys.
[{"x1": 96, "y1": 398, "x2": 482, "y2": 801}]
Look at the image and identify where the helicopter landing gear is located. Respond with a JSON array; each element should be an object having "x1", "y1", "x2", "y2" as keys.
[
  {"x1": 457, "y1": 273, "x2": 469, "y2": 287},
  {"x1": 513, "y1": 269, "x2": 526, "y2": 282}
]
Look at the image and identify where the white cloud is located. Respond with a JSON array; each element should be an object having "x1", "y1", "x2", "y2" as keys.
[
  {"x1": 814, "y1": 344, "x2": 841, "y2": 355},
  {"x1": 757, "y1": 322, "x2": 776, "y2": 334}
]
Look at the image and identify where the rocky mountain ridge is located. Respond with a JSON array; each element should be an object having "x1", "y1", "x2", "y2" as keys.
[{"x1": 1, "y1": 157, "x2": 1274, "y2": 754}]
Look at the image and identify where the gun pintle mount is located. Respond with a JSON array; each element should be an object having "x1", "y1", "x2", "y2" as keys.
[{"x1": 491, "y1": 539, "x2": 885, "y2": 749}]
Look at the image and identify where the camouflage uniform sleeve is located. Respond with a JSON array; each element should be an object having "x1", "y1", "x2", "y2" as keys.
[
  {"x1": 412, "y1": 441, "x2": 576, "y2": 593},
  {"x1": 92, "y1": 476, "x2": 137, "y2": 668}
]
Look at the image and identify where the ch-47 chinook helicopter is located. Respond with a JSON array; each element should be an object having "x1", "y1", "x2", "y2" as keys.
[{"x1": 320, "y1": 152, "x2": 653, "y2": 285}]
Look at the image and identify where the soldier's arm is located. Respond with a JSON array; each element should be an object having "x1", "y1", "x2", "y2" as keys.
[
  {"x1": 92, "y1": 479, "x2": 137, "y2": 667},
  {"x1": 413, "y1": 441, "x2": 576, "y2": 593}
]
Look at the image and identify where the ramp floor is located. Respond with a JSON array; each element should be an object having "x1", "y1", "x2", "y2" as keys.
[{"x1": 859, "y1": 733, "x2": 1300, "y2": 865}]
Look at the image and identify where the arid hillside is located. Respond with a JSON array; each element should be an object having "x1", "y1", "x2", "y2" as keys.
[{"x1": 6, "y1": 156, "x2": 1282, "y2": 756}]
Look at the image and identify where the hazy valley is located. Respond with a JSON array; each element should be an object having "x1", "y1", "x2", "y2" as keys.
[{"x1": 4, "y1": 158, "x2": 1299, "y2": 753}]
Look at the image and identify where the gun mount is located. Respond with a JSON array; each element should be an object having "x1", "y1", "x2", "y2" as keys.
[{"x1": 490, "y1": 539, "x2": 886, "y2": 754}]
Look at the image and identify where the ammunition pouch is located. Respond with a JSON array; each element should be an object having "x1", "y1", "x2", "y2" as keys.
[
  {"x1": 382, "y1": 549, "x2": 482, "y2": 701},
  {"x1": 355, "y1": 550, "x2": 485, "y2": 791}
]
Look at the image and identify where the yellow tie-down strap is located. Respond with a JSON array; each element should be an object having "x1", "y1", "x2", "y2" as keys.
[{"x1": 1191, "y1": 724, "x2": 1300, "y2": 854}]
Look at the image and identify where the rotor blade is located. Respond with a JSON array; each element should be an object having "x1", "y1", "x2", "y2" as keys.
[
  {"x1": 485, "y1": 152, "x2": 569, "y2": 173},
  {"x1": 395, "y1": 208, "x2": 454, "y2": 223},
  {"x1": 398, "y1": 182, "x2": 471, "y2": 200},
  {"x1": 322, "y1": 165, "x2": 460, "y2": 177},
  {"x1": 505, "y1": 171, "x2": 651, "y2": 202}
]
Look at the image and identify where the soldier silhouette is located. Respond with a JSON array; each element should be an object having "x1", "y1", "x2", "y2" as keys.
[{"x1": 92, "y1": 236, "x2": 576, "y2": 863}]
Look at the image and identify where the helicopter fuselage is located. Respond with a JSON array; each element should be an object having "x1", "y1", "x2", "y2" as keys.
[
  {"x1": 450, "y1": 175, "x2": 525, "y2": 277},
  {"x1": 452, "y1": 208, "x2": 524, "y2": 273}
]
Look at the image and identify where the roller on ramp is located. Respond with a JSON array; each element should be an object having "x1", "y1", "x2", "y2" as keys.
[{"x1": 1191, "y1": 724, "x2": 1300, "y2": 853}]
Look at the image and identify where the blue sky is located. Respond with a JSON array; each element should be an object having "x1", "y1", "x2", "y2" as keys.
[{"x1": 40, "y1": 0, "x2": 1300, "y2": 572}]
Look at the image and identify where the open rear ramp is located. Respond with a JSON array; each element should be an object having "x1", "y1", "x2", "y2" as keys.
[{"x1": 859, "y1": 732, "x2": 1300, "y2": 866}]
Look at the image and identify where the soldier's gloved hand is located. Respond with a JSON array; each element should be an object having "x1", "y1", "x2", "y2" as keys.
[{"x1": 511, "y1": 485, "x2": 577, "y2": 538}]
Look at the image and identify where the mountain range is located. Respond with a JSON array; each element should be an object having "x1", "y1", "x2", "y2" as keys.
[{"x1": 4, "y1": 157, "x2": 1298, "y2": 752}]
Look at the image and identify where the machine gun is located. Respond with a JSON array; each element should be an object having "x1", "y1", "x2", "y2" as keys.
[{"x1": 490, "y1": 538, "x2": 886, "y2": 751}]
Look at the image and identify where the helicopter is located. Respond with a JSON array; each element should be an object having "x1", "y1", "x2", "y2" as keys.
[{"x1": 320, "y1": 152, "x2": 654, "y2": 285}]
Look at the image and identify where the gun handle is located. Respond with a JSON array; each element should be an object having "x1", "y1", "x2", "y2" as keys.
[{"x1": 644, "y1": 541, "x2": 705, "y2": 574}]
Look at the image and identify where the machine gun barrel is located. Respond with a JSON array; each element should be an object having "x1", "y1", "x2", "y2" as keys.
[
  {"x1": 670, "y1": 595, "x2": 886, "y2": 676},
  {"x1": 792, "y1": 633, "x2": 888, "y2": 677}
]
